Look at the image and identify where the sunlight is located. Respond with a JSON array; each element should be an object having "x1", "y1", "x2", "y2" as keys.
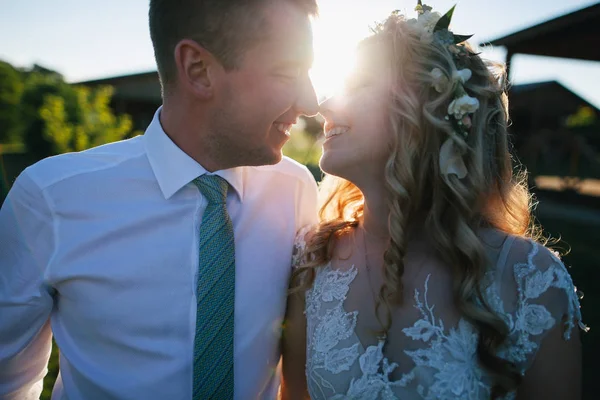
[
  {"x1": 309, "y1": 14, "x2": 365, "y2": 100},
  {"x1": 309, "y1": 36, "x2": 356, "y2": 101},
  {"x1": 308, "y1": 0, "x2": 414, "y2": 100}
]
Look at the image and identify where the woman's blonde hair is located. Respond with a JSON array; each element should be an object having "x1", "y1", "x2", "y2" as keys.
[{"x1": 291, "y1": 12, "x2": 542, "y2": 398}]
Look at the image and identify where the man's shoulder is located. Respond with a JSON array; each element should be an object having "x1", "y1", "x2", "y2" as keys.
[
  {"x1": 24, "y1": 136, "x2": 145, "y2": 190},
  {"x1": 251, "y1": 156, "x2": 318, "y2": 185}
]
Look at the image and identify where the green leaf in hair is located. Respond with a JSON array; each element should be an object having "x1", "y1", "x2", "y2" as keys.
[
  {"x1": 453, "y1": 34, "x2": 473, "y2": 44},
  {"x1": 433, "y1": 5, "x2": 456, "y2": 32}
]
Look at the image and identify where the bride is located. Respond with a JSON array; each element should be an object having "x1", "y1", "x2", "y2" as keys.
[{"x1": 281, "y1": 3, "x2": 586, "y2": 399}]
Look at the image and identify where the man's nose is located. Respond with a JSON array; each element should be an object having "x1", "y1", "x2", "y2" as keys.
[{"x1": 294, "y1": 74, "x2": 319, "y2": 117}]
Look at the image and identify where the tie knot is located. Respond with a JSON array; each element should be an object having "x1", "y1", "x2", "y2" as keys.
[{"x1": 194, "y1": 175, "x2": 229, "y2": 204}]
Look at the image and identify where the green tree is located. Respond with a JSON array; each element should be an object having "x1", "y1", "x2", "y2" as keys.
[
  {"x1": 282, "y1": 117, "x2": 321, "y2": 158},
  {"x1": 20, "y1": 68, "x2": 138, "y2": 161},
  {"x1": 281, "y1": 116, "x2": 324, "y2": 182},
  {"x1": 0, "y1": 60, "x2": 24, "y2": 143},
  {"x1": 566, "y1": 106, "x2": 597, "y2": 128},
  {"x1": 20, "y1": 70, "x2": 80, "y2": 160},
  {"x1": 40, "y1": 85, "x2": 134, "y2": 154}
]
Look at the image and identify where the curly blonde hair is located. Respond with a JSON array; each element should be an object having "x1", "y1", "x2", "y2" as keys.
[{"x1": 290, "y1": 12, "x2": 541, "y2": 398}]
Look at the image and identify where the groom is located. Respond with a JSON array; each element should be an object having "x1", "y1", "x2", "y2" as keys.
[{"x1": 0, "y1": 0, "x2": 319, "y2": 399}]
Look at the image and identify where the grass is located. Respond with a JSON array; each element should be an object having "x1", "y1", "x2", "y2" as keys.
[{"x1": 42, "y1": 341, "x2": 59, "y2": 400}]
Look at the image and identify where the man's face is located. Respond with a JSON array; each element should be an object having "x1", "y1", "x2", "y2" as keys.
[{"x1": 210, "y1": 1, "x2": 318, "y2": 167}]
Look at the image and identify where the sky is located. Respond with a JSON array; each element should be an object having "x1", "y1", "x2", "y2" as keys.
[{"x1": 1, "y1": 0, "x2": 599, "y2": 106}]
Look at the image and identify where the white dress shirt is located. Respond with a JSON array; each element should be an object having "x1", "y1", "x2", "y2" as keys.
[{"x1": 0, "y1": 107, "x2": 318, "y2": 400}]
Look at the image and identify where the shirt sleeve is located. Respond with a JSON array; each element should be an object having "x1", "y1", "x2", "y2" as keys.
[
  {"x1": 0, "y1": 170, "x2": 56, "y2": 399},
  {"x1": 294, "y1": 167, "x2": 318, "y2": 234}
]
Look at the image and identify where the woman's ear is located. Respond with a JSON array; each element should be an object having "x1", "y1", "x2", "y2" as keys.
[{"x1": 174, "y1": 39, "x2": 219, "y2": 100}]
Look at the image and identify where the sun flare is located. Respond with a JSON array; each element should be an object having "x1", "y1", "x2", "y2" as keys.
[
  {"x1": 308, "y1": 14, "x2": 365, "y2": 100},
  {"x1": 309, "y1": 37, "x2": 357, "y2": 101},
  {"x1": 308, "y1": 0, "x2": 410, "y2": 100}
]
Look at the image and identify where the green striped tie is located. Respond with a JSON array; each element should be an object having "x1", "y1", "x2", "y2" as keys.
[{"x1": 192, "y1": 175, "x2": 235, "y2": 400}]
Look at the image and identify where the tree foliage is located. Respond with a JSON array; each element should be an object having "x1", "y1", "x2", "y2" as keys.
[
  {"x1": 0, "y1": 60, "x2": 24, "y2": 143},
  {"x1": 566, "y1": 106, "x2": 597, "y2": 128},
  {"x1": 40, "y1": 85, "x2": 134, "y2": 154},
  {"x1": 282, "y1": 117, "x2": 322, "y2": 166},
  {"x1": 20, "y1": 70, "x2": 79, "y2": 160},
  {"x1": 0, "y1": 60, "x2": 138, "y2": 161}
]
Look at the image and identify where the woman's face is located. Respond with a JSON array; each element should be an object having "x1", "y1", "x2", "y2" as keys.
[{"x1": 318, "y1": 41, "x2": 394, "y2": 182}]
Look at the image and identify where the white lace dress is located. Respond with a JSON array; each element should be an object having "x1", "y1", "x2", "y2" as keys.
[{"x1": 292, "y1": 231, "x2": 586, "y2": 400}]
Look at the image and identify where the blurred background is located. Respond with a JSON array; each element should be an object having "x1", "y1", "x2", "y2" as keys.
[{"x1": 1, "y1": 0, "x2": 598, "y2": 398}]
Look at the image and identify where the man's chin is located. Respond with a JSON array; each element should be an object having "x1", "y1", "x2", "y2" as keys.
[
  {"x1": 269, "y1": 150, "x2": 284, "y2": 165},
  {"x1": 239, "y1": 148, "x2": 283, "y2": 167},
  {"x1": 259, "y1": 150, "x2": 283, "y2": 166}
]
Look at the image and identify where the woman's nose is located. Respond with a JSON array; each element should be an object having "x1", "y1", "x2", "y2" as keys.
[{"x1": 318, "y1": 96, "x2": 336, "y2": 120}]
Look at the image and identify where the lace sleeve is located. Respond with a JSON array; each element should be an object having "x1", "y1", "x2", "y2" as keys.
[
  {"x1": 291, "y1": 225, "x2": 313, "y2": 269},
  {"x1": 495, "y1": 238, "x2": 587, "y2": 373}
]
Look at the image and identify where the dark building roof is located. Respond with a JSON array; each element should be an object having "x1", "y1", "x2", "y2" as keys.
[
  {"x1": 76, "y1": 71, "x2": 161, "y2": 103},
  {"x1": 511, "y1": 80, "x2": 599, "y2": 114},
  {"x1": 483, "y1": 2, "x2": 600, "y2": 62},
  {"x1": 508, "y1": 80, "x2": 599, "y2": 135}
]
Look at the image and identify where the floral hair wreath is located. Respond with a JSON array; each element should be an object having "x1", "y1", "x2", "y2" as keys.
[{"x1": 406, "y1": 1, "x2": 480, "y2": 179}]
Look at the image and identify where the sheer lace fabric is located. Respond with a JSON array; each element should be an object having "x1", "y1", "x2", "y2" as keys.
[{"x1": 292, "y1": 231, "x2": 585, "y2": 400}]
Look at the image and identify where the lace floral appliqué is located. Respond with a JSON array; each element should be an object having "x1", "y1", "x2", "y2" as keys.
[{"x1": 302, "y1": 238, "x2": 585, "y2": 400}]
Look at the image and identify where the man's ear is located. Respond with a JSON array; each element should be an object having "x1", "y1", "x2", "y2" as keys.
[{"x1": 174, "y1": 39, "x2": 220, "y2": 100}]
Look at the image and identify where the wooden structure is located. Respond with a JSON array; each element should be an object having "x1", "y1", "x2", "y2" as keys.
[
  {"x1": 484, "y1": 2, "x2": 600, "y2": 192},
  {"x1": 485, "y1": 2, "x2": 600, "y2": 77}
]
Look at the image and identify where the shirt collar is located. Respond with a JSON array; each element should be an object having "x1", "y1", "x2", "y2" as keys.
[{"x1": 144, "y1": 107, "x2": 245, "y2": 201}]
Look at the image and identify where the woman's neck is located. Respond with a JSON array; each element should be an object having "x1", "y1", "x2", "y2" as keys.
[{"x1": 359, "y1": 180, "x2": 390, "y2": 240}]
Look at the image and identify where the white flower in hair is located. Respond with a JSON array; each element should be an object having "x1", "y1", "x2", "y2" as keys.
[
  {"x1": 447, "y1": 94, "x2": 479, "y2": 120},
  {"x1": 430, "y1": 68, "x2": 448, "y2": 93},
  {"x1": 420, "y1": 31, "x2": 434, "y2": 43},
  {"x1": 417, "y1": 10, "x2": 442, "y2": 33},
  {"x1": 410, "y1": 2, "x2": 477, "y2": 179},
  {"x1": 414, "y1": 10, "x2": 442, "y2": 43},
  {"x1": 439, "y1": 137, "x2": 467, "y2": 179},
  {"x1": 453, "y1": 68, "x2": 472, "y2": 84}
]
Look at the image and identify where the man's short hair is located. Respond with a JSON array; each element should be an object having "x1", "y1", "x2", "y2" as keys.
[{"x1": 149, "y1": 0, "x2": 318, "y2": 90}]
